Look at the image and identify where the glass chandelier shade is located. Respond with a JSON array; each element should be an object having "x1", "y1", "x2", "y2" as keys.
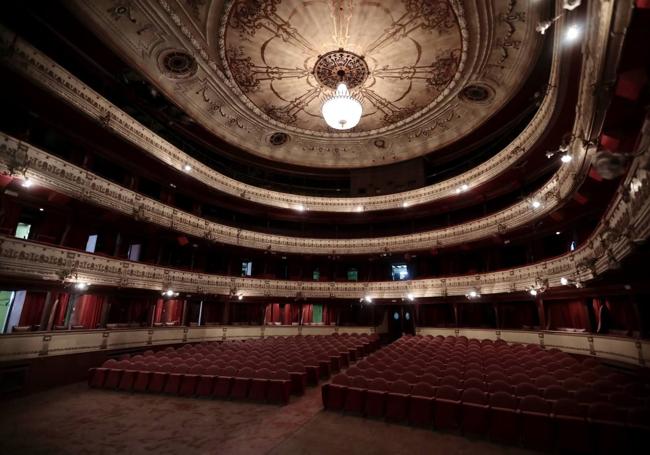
[{"x1": 321, "y1": 82, "x2": 363, "y2": 130}]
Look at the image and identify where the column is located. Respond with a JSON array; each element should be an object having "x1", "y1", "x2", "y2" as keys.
[{"x1": 38, "y1": 292, "x2": 53, "y2": 331}]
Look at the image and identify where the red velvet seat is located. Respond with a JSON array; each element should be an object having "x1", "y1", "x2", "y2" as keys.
[
  {"x1": 178, "y1": 365, "x2": 203, "y2": 397},
  {"x1": 163, "y1": 372, "x2": 183, "y2": 394},
  {"x1": 267, "y1": 370, "x2": 292, "y2": 405},
  {"x1": 288, "y1": 363, "x2": 307, "y2": 395},
  {"x1": 104, "y1": 368, "x2": 123, "y2": 390},
  {"x1": 147, "y1": 369, "x2": 168, "y2": 393},
  {"x1": 364, "y1": 378, "x2": 389, "y2": 418},
  {"x1": 323, "y1": 374, "x2": 349, "y2": 411},
  {"x1": 461, "y1": 387, "x2": 489, "y2": 436},
  {"x1": 409, "y1": 382, "x2": 436, "y2": 426},
  {"x1": 588, "y1": 402, "x2": 627, "y2": 453},
  {"x1": 553, "y1": 398, "x2": 590, "y2": 454},
  {"x1": 627, "y1": 407, "x2": 650, "y2": 452},
  {"x1": 439, "y1": 375, "x2": 462, "y2": 389},
  {"x1": 433, "y1": 385, "x2": 461, "y2": 431},
  {"x1": 544, "y1": 384, "x2": 570, "y2": 401},
  {"x1": 343, "y1": 376, "x2": 367, "y2": 414},
  {"x1": 487, "y1": 380, "x2": 511, "y2": 394},
  {"x1": 488, "y1": 391, "x2": 519, "y2": 444},
  {"x1": 519, "y1": 395, "x2": 553, "y2": 450},
  {"x1": 385, "y1": 380, "x2": 411, "y2": 422},
  {"x1": 214, "y1": 366, "x2": 237, "y2": 399},
  {"x1": 118, "y1": 369, "x2": 137, "y2": 391},
  {"x1": 463, "y1": 378, "x2": 486, "y2": 392},
  {"x1": 515, "y1": 382, "x2": 541, "y2": 397},
  {"x1": 88, "y1": 368, "x2": 107, "y2": 388},
  {"x1": 248, "y1": 369, "x2": 270, "y2": 402},
  {"x1": 195, "y1": 366, "x2": 219, "y2": 397}
]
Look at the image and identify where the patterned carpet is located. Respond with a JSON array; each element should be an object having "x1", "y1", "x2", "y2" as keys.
[{"x1": 0, "y1": 383, "x2": 535, "y2": 454}]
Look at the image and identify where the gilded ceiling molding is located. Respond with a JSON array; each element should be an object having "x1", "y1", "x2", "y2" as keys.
[
  {"x1": 0, "y1": 132, "x2": 586, "y2": 255},
  {"x1": 0, "y1": 131, "x2": 647, "y2": 298},
  {"x1": 0, "y1": 11, "x2": 563, "y2": 212},
  {"x1": 64, "y1": 0, "x2": 546, "y2": 168}
]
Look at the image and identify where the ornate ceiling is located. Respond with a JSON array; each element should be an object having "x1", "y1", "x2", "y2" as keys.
[{"x1": 67, "y1": 0, "x2": 545, "y2": 168}]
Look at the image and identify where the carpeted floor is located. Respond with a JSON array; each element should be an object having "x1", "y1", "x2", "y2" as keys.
[{"x1": 0, "y1": 383, "x2": 536, "y2": 455}]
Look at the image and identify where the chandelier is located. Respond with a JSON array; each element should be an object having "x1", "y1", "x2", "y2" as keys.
[
  {"x1": 321, "y1": 82, "x2": 363, "y2": 130},
  {"x1": 314, "y1": 50, "x2": 368, "y2": 131}
]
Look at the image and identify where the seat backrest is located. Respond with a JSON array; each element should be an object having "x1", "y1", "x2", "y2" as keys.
[
  {"x1": 440, "y1": 375, "x2": 462, "y2": 388},
  {"x1": 553, "y1": 398, "x2": 585, "y2": 417},
  {"x1": 489, "y1": 391, "x2": 517, "y2": 409},
  {"x1": 515, "y1": 383, "x2": 539, "y2": 397},
  {"x1": 420, "y1": 373, "x2": 438, "y2": 385},
  {"x1": 350, "y1": 376, "x2": 368, "y2": 389},
  {"x1": 367, "y1": 378, "x2": 389, "y2": 392},
  {"x1": 588, "y1": 402, "x2": 626, "y2": 422},
  {"x1": 544, "y1": 385, "x2": 569, "y2": 400},
  {"x1": 436, "y1": 385, "x2": 460, "y2": 401},
  {"x1": 400, "y1": 372, "x2": 419, "y2": 385},
  {"x1": 411, "y1": 382, "x2": 436, "y2": 398},
  {"x1": 332, "y1": 374, "x2": 349, "y2": 386},
  {"x1": 488, "y1": 380, "x2": 512, "y2": 394},
  {"x1": 535, "y1": 375, "x2": 556, "y2": 388},
  {"x1": 389, "y1": 379, "x2": 412, "y2": 394},
  {"x1": 462, "y1": 387, "x2": 487, "y2": 405},
  {"x1": 520, "y1": 395, "x2": 550, "y2": 413},
  {"x1": 464, "y1": 378, "x2": 485, "y2": 391}
]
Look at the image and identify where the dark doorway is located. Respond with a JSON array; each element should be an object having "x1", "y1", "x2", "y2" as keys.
[{"x1": 387, "y1": 305, "x2": 416, "y2": 340}]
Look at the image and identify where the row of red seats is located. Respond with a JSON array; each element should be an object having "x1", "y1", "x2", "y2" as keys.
[
  {"x1": 336, "y1": 371, "x2": 649, "y2": 408},
  {"x1": 89, "y1": 333, "x2": 379, "y2": 403},
  {"x1": 322, "y1": 380, "x2": 650, "y2": 453}
]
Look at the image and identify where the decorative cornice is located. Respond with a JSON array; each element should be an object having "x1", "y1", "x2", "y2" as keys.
[
  {"x1": 0, "y1": 132, "x2": 586, "y2": 255},
  {"x1": 0, "y1": 9, "x2": 562, "y2": 212},
  {"x1": 0, "y1": 127, "x2": 647, "y2": 299}
]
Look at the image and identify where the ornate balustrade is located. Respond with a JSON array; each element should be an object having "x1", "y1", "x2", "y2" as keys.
[
  {"x1": 0, "y1": 132, "x2": 587, "y2": 255},
  {"x1": 0, "y1": 125, "x2": 647, "y2": 299}
]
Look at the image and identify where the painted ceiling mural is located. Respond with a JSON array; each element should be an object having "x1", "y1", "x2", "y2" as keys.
[
  {"x1": 67, "y1": 0, "x2": 545, "y2": 168},
  {"x1": 222, "y1": 0, "x2": 463, "y2": 132}
]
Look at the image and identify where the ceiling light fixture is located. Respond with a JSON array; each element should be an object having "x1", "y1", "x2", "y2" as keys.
[
  {"x1": 362, "y1": 295, "x2": 373, "y2": 303},
  {"x1": 21, "y1": 178, "x2": 33, "y2": 188},
  {"x1": 162, "y1": 289, "x2": 178, "y2": 298},
  {"x1": 531, "y1": 200, "x2": 541, "y2": 209},
  {"x1": 355, "y1": 205, "x2": 364, "y2": 212},
  {"x1": 560, "y1": 153, "x2": 573, "y2": 163},
  {"x1": 322, "y1": 81, "x2": 363, "y2": 130},
  {"x1": 565, "y1": 24, "x2": 580, "y2": 42},
  {"x1": 465, "y1": 289, "x2": 481, "y2": 300},
  {"x1": 295, "y1": 204, "x2": 305, "y2": 212},
  {"x1": 406, "y1": 293, "x2": 415, "y2": 302},
  {"x1": 74, "y1": 282, "x2": 90, "y2": 291},
  {"x1": 183, "y1": 164, "x2": 192, "y2": 172},
  {"x1": 560, "y1": 277, "x2": 569, "y2": 286},
  {"x1": 529, "y1": 289, "x2": 538, "y2": 296},
  {"x1": 238, "y1": 294, "x2": 244, "y2": 301}
]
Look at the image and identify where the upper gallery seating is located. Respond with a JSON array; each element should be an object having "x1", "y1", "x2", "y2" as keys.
[
  {"x1": 322, "y1": 335, "x2": 650, "y2": 452},
  {"x1": 88, "y1": 333, "x2": 378, "y2": 404}
]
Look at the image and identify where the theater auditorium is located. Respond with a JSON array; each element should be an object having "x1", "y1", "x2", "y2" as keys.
[{"x1": 0, "y1": 0, "x2": 649, "y2": 453}]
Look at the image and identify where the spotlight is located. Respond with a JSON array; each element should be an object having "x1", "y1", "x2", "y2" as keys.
[
  {"x1": 565, "y1": 25, "x2": 580, "y2": 42},
  {"x1": 531, "y1": 200, "x2": 541, "y2": 209},
  {"x1": 402, "y1": 201, "x2": 410, "y2": 208},
  {"x1": 560, "y1": 154, "x2": 573, "y2": 163},
  {"x1": 363, "y1": 295, "x2": 372, "y2": 303},
  {"x1": 21, "y1": 178, "x2": 33, "y2": 188},
  {"x1": 406, "y1": 293, "x2": 415, "y2": 301},
  {"x1": 238, "y1": 294, "x2": 243, "y2": 301},
  {"x1": 529, "y1": 289, "x2": 538, "y2": 296},
  {"x1": 560, "y1": 277, "x2": 569, "y2": 286},
  {"x1": 183, "y1": 164, "x2": 192, "y2": 172},
  {"x1": 466, "y1": 289, "x2": 481, "y2": 299},
  {"x1": 163, "y1": 289, "x2": 176, "y2": 297},
  {"x1": 74, "y1": 282, "x2": 89, "y2": 291},
  {"x1": 555, "y1": 231, "x2": 561, "y2": 235},
  {"x1": 39, "y1": 208, "x2": 44, "y2": 212},
  {"x1": 295, "y1": 204, "x2": 305, "y2": 212},
  {"x1": 356, "y1": 205, "x2": 364, "y2": 212}
]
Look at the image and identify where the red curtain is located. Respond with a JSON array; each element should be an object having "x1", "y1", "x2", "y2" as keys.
[
  {"x1": 161, "y1": 299, "x2": 183, "y2": 324},
  {"x1": 593, "y1": 297, "x2": 638, "y2": 334},
  {"x1": 73, "y1": 294, "x2": 105, "y2": 329},
  {"x1": 301, "y1": 304, "x2": 313, "y2": 324},
  {"x1": 18, "y1": 291, "x2": 47, "y2": 326},
  {"x1": 202, "y1": 301, "x2": 224, "y2": 324},
  {"x1": 52, "y1": 293, "x2": 71, "y2": 327},
  {"x1": 153, "y1": 298, "x2": 164, "y2": 323},
  {"x1": 545, "y1": 300, "x2": 590, "y2": 330},
  {"x1": 498, "y1": 302, "x2": 539, "y2": 330}
]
